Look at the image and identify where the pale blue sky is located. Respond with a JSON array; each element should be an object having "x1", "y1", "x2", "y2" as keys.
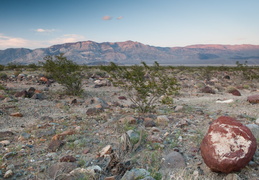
[{"x1": 0, "y1": 0, "x2": 258, "y2": 50}]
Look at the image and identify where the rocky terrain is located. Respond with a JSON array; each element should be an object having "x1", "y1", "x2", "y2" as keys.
[
  {"x1": 0, "y1": 67, "x2": 259, "y2": 180},
  {"x1": 1, "y1": 41, "x2": 259, "y2": 65}
]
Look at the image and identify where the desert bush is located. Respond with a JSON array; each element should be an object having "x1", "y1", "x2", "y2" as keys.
[
  {"x1": 235, "y1": 61, "x2": 259, "y2": 80},
  {"x1": 0, "y1": 65, "x2": 4, "y2": 71},
  {"x1": 41, "y1": 54, "x2": 83, "y2": 96},
  {"x1": 0, "y1": 72, "x2": 8, "y2": 80},
  {"x1": 101, "y1": 61, "x2": 179, "y2": 113}
]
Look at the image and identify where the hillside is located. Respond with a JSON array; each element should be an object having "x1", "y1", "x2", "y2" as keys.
[{"x1": 1, "y1": 41, "x2": 259, "y2": 65}]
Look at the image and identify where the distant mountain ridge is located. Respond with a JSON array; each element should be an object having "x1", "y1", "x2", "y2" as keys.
[{"x1": 1, "y1": 40, "x2": 259, "y2": 65}]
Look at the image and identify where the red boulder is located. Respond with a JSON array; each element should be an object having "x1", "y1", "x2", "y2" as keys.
[
  {"x1": 200, "y1": 116, "x2": 257, "y2": 173},
  {"x1": 247, "y1": 94, "x2": 259, "y2": 104},
  {"x1": 228, "y1": 89, "x2": 241, "y2": 96}
]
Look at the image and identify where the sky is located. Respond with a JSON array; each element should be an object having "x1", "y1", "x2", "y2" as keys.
[{"x1": 0, "y1": 0, "x2": 259, "y2": 50}]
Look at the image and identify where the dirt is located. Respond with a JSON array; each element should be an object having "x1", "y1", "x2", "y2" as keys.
[{"x1": 0, "y1": 68, "x2": 258, "y2": 180}]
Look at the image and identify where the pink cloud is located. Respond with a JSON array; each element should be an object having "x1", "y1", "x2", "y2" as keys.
[{"x1": 102, "y1": 16, "x2": 113, "y2": 21}]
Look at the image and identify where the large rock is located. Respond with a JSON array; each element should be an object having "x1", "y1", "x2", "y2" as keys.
[
  {"x1": 200, "y1": 116, "x2": 257, "y2": 173},
  {"x1": 247, "y1": 94, "x2": 259, "y2": 104}
]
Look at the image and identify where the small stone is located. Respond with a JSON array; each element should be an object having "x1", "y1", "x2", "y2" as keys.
[
  {"x1": 2, "y1": 152, "x2": 17, "y2": 159},
  {"x1": 47, "y1": 162, "x2": 77, "y2": 179},
  {"x1": 4, "y1": 170, "x2": 13, "y2": 178},
  {"x1": 99, "y1": 145, "x2": 112, "y2": 157},
  {"x1": 48, "y1": 140, "x2": 65, "y2": 152},
  {"x1": 121, "y1": 168, "x2": 154, "y2": 180},
  {"x1": 83, "y1": 148, "x2": 90, "y2": 154},
  {"x1": 6, "y1": 164, "x2": 15, "y2": 171},
  {"x1": 10, "y1": 112, "x2": 23, "y2": 117},
  {"x1": 144, "y1": 120, "x2": 156, "y2": 127},
  {"x1": 162, "y1": 151, "x2": 186, "y2": 169},
  {"x1": 228, "y1": 89, "x2": 241, "y2": 96},
  {"x1": 255, "y1": 118, "x2": 259, "y2": 125},
  {"x1": 86, "y1": 107, "x2": 104, "y2": 116},
  {"x1": 105, "y1": 176, "x2": 116, "y2": 180},
  {"x1": 119, "y1": 116, "x2": 137, "y2": 124},
  {"x1": 201, "y1": 86, "x2": 215, "y2": 94},
  {"x1": 86, "y1": 165, "x2": 102, "y2": 175},
  {"x1": 0, "y1": 140, "x2": 10, "y2": 146},
  {"x1": 246, "y1": 124, "x2": 259, "y2": 141},
  {"x1": 60, "y1": 155, "x2": 77, "y2": 162},
  {"x1": 224, "y1": 173, "x2": 241, "y2": 180},
  {"x1": 174, "y1": 105, "x2": 184, "y2": 112},
  {"x1": 248, "y1": 161, "x2": 257, "y2": 167},
  {"x1": 247, "y1": 94, "x2": 259, "y2": 104},
  {"x1": 156, "y1": 115, "x2": 169, "y2": 125},
  {"x1": 46, "y1": 152, "x2": 58, "y2": 160},
  {"x1": 118, "y1": 96, "x2": 127, "y2": 100}
]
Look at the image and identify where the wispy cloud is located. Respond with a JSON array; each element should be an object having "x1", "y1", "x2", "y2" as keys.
[
  {"x1": 102, "y1": 16, "x2": 113, "y2": 21},
  {"x1": 117, "y1": 16, "x2": 124, "y2": 20},
  {"x1": 49, "y1": 34, "x2": 85, "y2": 44},
  {"x1": 34, "y1": 28, "x2": 57, "y2": 33},
  {"x1": 0, "y1": 34, "x2": 31, "y2": 49},
  {"x1": 0, "y1": 33, "x2": 85, "y2": 50}
]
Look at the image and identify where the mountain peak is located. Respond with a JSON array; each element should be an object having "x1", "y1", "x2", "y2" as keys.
[{"x1": 1, "y1": 40, "x2": 259, "y2": 65}]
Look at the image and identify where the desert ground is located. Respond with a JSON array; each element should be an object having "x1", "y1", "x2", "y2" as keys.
[{"x1": 0, "y1": 66, "x2": 258, "y2": 180}]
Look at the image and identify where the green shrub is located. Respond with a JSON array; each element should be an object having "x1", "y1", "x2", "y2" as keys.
[
  {"x1": 41, "y1": 54, "x2": 83, "y2": 96},
  {"x1": 0, "y1": 65, "x2": 4, "y2": 71},
  {"x1": 101, "y1": 61, "x2": 179, "y2": 113},
  {"x1": 0, "y1": 73, "x2": 8, "y2": 80}
]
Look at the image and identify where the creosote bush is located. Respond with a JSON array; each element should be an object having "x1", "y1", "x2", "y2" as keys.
[
  {"x1": 101, "y1": 61, "x2": 179, "y2": 113},
  {"x1": 41, "y1": 54, "x2": 83, "y2": 96}
]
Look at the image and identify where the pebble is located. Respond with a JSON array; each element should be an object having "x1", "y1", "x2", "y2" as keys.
[
  {"x1": 255, "y1": 118, "x2": 259, "y2": 125},
  {"x1": 6, "y1": 164, "x2": 15, "y2": 170},
  {"x1": 2, "y1": 152, "x2": 17, "y2": 159},
  {"x1": 4, "y1": 170, "x2": 13, "y2": 178},
  {"x1": 0, "y1": 140, "x2": 11, "y2": 146}
]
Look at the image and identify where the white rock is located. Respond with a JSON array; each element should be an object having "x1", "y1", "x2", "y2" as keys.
[
  {"x1": 255, "y1": 118, "x2": 259, "y2": 125},
  {"x1": 0, "y1": 140, "x2": 10, "y2": 146},
  {"x1": 99, "y1": 145, "x2": 112, "y2": 157},
  {"x1": 216, "y1": 99, "x2": 234, "y2": 103},
  {"x1": 4, "y1": 170, "x2": 13, "y2": 178}
]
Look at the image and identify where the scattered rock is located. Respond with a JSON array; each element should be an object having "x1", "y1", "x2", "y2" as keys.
[
  {"x1": 247, "y1": 94, "x2": 259, "y2": 104},
  {"x1": 174, "y1": 105, "x2": 184, "y2": 112},
  {"x1": 10, "y1": 112, "x2": 23, "y2": 117},
  {"x1": 51, "y1": 129, "x2": 75, "y2": 141},
  {"x1": 144, "y1": 120, "x2": 156, "y2": 127},
  {"x1": 0, "y1": 131, "x2": 15, "y2": 141},
  {"x1": 255, "y1": 118, "x2": 259, "y2": 125},
  {"x1": 201, "y1": 86, "x2": 215, "y2": 94},
  {"x1": 246, "y1": 124, "x2": 259, "y2": 140},
  {"x1": 161, "y1": 151, "x2": 186, "y2": 169},
  {"x1": 119, "y1": 116, "x2": 137, "y2": 124},
  {"x1": 216, "y1": 99, "x2": 234, "y2": 104},
  {"x1": 14, "y1": 90, "x2": 27, "y2": 98},
  {"x1": 200, "y1": 116, "x2": 257, "y2": 173},
  {"x1": 224, "y1": 173, "x2": 241, "y2": 180},
  {"x1": 48, "y1": 140, "x2": 65, "y2": 152},
  {"x1": 60, "y1": 155, "x2": 77, "y2": 162},
  {"x1": 47, "y1": 162, "x2": 77, "y2": 179},
  {"x1": 4, "y1": 170, "x2": 13, "y2": 178},
  {"x1": 228, "y1": 89, "x2": 241, "y2": 96},
  {"x1": 118, "y1": 96, "x2": 127, "y2": 100},
  {"x1": 86, "y1": 107, "x2": 104, "y2": 116},
  {"x1": 121, "y1": 168, "x2": 154, "y2": 180},
  {"x1": 0, "y1": 140, "x2": 10, "y2": 146},
  {"x1": 99, "y1": 145, "x2": 112, "y2": 157},
  {"x1": 156, "y1": 115, "x2": 169, "y2": 126}
]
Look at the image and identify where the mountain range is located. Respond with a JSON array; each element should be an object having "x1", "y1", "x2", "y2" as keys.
[{"x1": 1, "y1": 40, "x2": 259, "y2": 65}]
